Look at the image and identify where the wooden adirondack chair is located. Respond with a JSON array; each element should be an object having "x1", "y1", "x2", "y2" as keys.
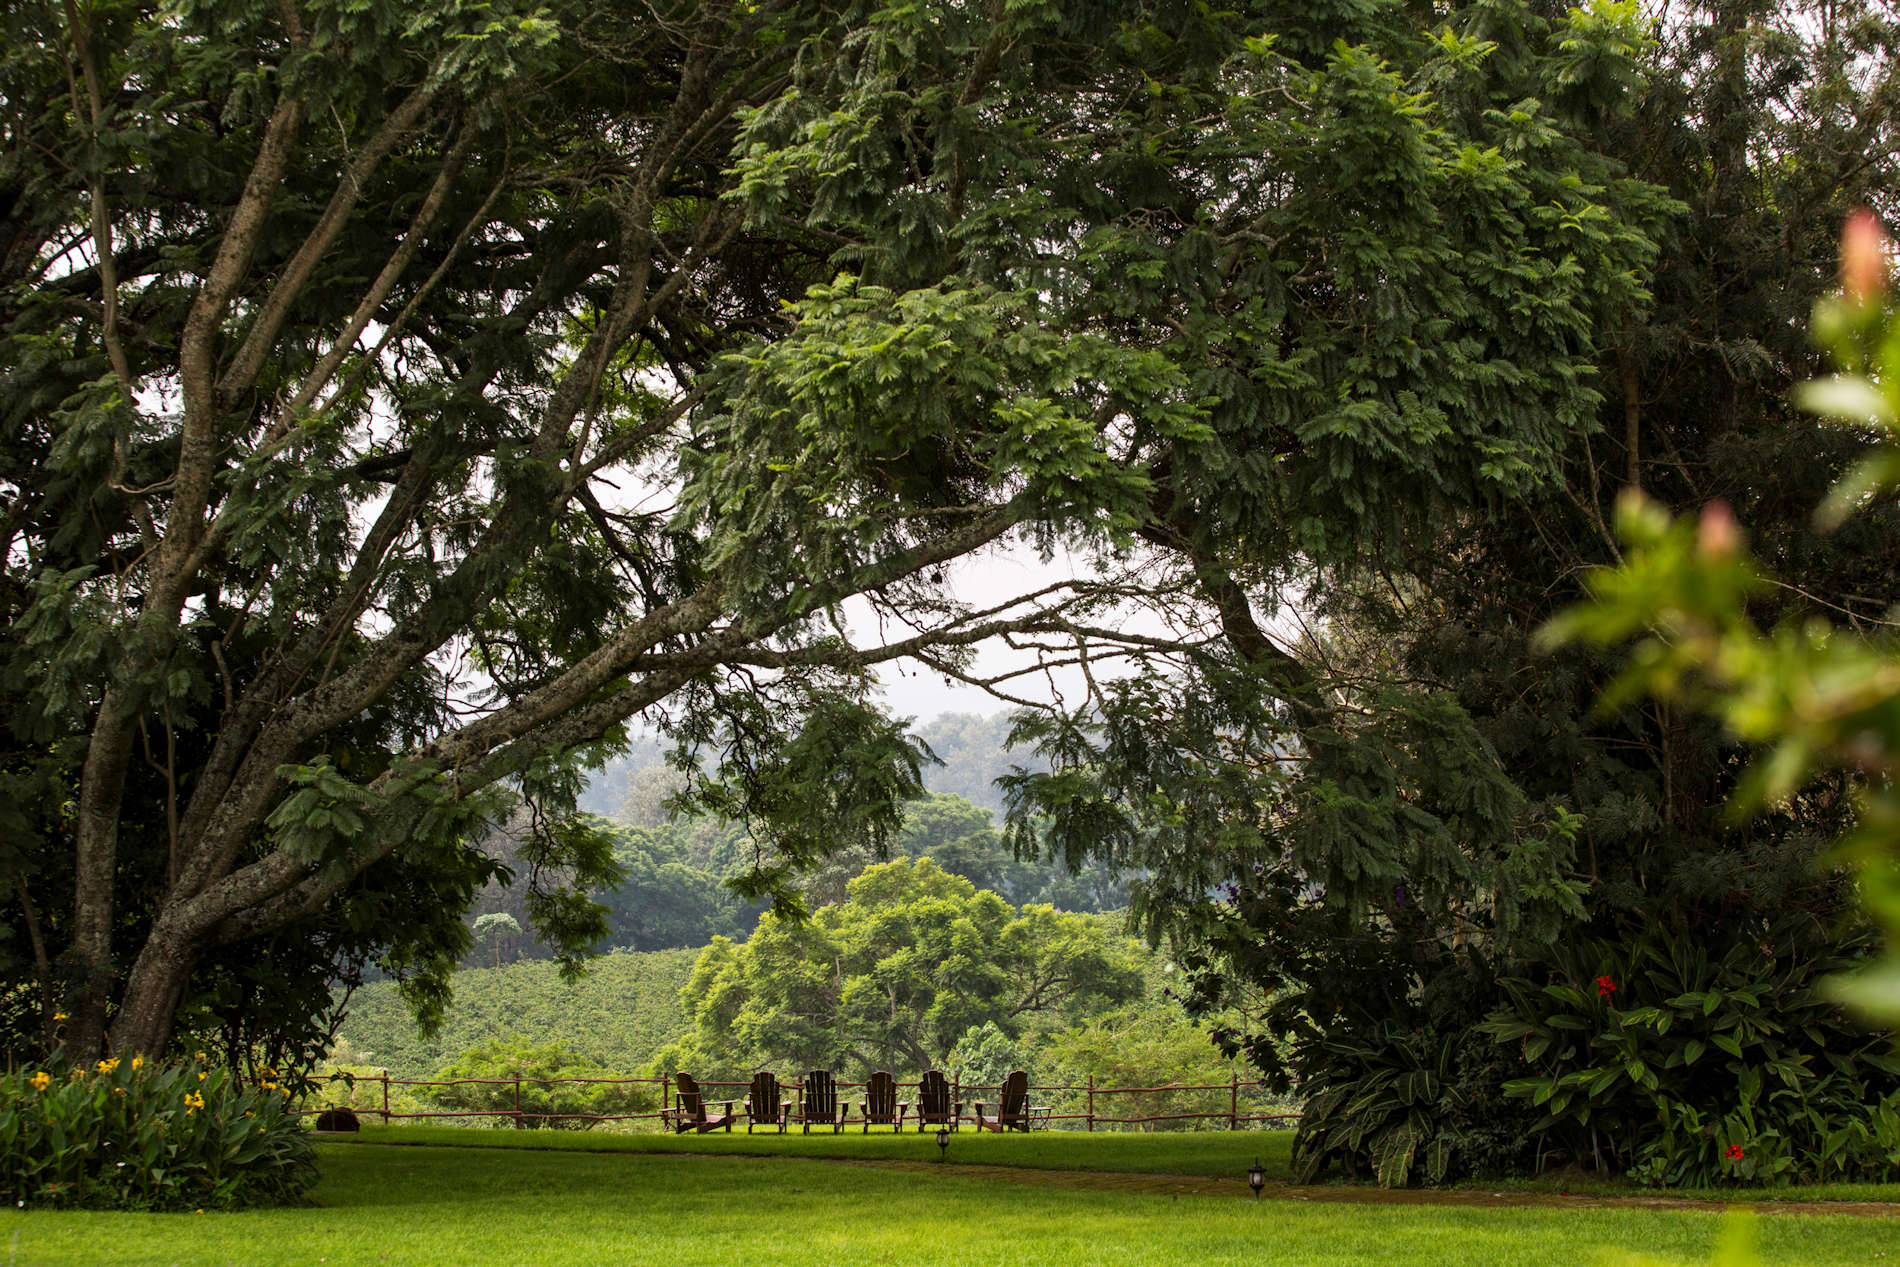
[
  {"x1": 744, "y1": 1070, "x2": 791, "y2": 1134},
  {"x1": 972, "y1": 1069, "x2": 1037, "y2": 1132},
  {"x1": 666, "y1": 1072, "x2": 736, "y2": 1134},
  {"x1": 914, "y1": 1068, "x2": 960, "y2": 1133},
  {"x1": 858, "y1": 1070, "x2": 909, "y2": 1133},
  {"x1": 795, "y1": 1070, "x2": 849, "y2": 1134}
]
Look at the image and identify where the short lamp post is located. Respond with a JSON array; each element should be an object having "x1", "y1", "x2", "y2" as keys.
[
  {"x1": 1247, "y1": 1158, "x2": 1265, "y2": 1198},
  {"x1": 936, "y1": 1127, "x2": 950, "y2": 1163}
]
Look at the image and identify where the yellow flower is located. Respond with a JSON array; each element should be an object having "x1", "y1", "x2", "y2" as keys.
[
  {"x1": 29, "y1": 1072, "x2": 49, "y2": 1091},
  {"x1": 184, "y1": 1091, "x2": 204, "y2": 1111},
  {"x1": 95, "y1": 1058, "x2": 119, "y2": 1075},
  {"x1": 130, "y1": 1056, "x2": 144, "y2": 1072},
  {"x1": 51, "y1": 1012, "x2": 67, "y2": 1022},
  {"x1": 197, "y1": 1072, "x2": 207, "y2": 1082},
  {"x1": 194, "y1": 1051, "x2": 207, "y2": 1061}
]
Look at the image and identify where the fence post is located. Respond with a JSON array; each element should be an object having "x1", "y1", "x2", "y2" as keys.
[
  {"x1": 1087, "y1": 1075, "x2": 1094, "y2": 1133},
  {"x1": 1230, "y1": 1073, "x2": 1238, "y2": 1130},
  {"x1": 382, "y1": 1073, "x2": 390, "y2": 1124},
  {"x1": 513, "y1": 1068, "x2": 522, "y2": 1125}
]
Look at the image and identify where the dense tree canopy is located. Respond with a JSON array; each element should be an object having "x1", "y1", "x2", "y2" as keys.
[
  {"x1": 3, "y1": 0, "x2": 1662, "y2": 1063},
  {"x1": 657, "y1": 857, "x2": 1144, "y2": 1077},
  {"x1": 995, "y1": 0, "x2": 1900, "y2": 1185}
]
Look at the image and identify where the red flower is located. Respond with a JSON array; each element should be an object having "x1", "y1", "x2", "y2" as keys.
[
  {"x1": 1595, "y1": 975, "x2": 1617, "y2": 997},
  {"x1": 1726, "y1": 1144, "x2": 1746, "y2": 1161}
]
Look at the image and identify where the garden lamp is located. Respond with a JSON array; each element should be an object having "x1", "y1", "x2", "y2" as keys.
[
  {"x1": 1247, "y1": 1158, "x2": 1265, "y2": 1197},
  {"x1": 936, "y1": 1127, "x2": 950, "y2": 1163}
]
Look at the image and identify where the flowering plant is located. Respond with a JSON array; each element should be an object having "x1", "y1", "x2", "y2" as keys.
[{"x1": 0, "y1": 1053, "x2": 314, "y2": 1210}]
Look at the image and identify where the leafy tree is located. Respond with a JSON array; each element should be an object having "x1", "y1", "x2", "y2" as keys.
[
  {"x1": 596, "y1": 823, "x2": 750, "y2": 952},
  {"x1": 469, "y1": 914, "x2": 521, "y2": 970},
  {"x1": 3, "y1": 0, "x2": 1662, "y2": 1064},
  {"x1": 995, "y1": 0, "x2": 1900, "y2": 1184},
  {"x1": 1551, "y1": 209, "x2": 1900, "y2": 1027},
  {"x1": 945, "y1": 1021, "x2": 1029, "y2": 1092},
  {"x1": 660, "y1": 858, "x2": 1144, "y2": 1078}
]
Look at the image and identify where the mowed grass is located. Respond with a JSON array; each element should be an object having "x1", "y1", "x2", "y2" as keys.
[
  {"x1": 2, "y1": 1141, "x2": 1893, "y2": 1267},
  {"x1": 325, "y1": 1122, "x2": 1300, "y2": 1178},
  {"x1": 326, "y1": 1124, "x2": 1900, "y2": 1205}
]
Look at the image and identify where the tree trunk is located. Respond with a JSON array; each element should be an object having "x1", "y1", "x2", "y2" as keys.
[{"x1": 106, "y1": 917, "x2": 200, "y2": 1056}]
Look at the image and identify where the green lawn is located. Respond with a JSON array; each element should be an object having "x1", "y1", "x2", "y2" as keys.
[
  {"x1": 1, "y1": 1139, "x2": 1892, "y2": 1267},
  {"x1": 326, "y1": 1122, "x2": 1300, "y2": 1178},
  {"x1": 329, "y1": 1124, "x2": 1900, "y2": 1204}
]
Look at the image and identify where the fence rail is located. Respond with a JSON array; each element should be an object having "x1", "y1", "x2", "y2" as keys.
[{"x1": 299, "y1": 1071, "x2": 1299, "y2": 1131}]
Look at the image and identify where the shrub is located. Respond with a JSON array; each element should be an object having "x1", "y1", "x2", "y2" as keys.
[
  {"x1": 0, "y1": 1054, "x2": 315, "y2": 1210},
  {"x1": 428, "y1": 1036, "x2": 656, "y2": 1128},
  {"x1": 1481, "y1": 923, "x2": 1900, "y2": 1185},
  {"x1": 1291, "y1": 1015, "x2": 1536, "y2": 1186}
]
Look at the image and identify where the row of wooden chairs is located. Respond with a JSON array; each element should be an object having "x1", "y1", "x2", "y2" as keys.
[{"x1": 665, "y1": 1069, "x2": 1040, "y2": 1135}]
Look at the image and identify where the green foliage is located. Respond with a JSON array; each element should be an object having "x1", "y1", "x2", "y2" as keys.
[
  {"x1": 1037, "y1": 1006, "x2": 1253, "y2": 1132},
  {"x1": 946, "y1": 1022, "x2": 1027, "y2": 1092},
  {"x1": 660, "y1": 858, "x2": 1145, "y2": 1079},
  {"x1": 1016, "y1": 0, "x2": 1900, "y2": 1191},
  {"x1": 1480, "y1": 924, "x2": 1900, "y2": 1185},
  {"x1": 333, "y1": 947, "x2": 699, "y2": 1080},
  {"x1": 1545, "y1": 205, "x2": 1900, "y2": 1025},
  {"x1": 0, "y1": 1055, "x2": 313, "y2": 1210},
  {"x1": 802, "y1": 791, "x2": 1130, "y2": 913},
  {"x1": 427, "y1": 1037, "x2": 654, "y2": 1129},
  {"x1": 1290, "y1": 1006, "x2": 1537, "y2": 1187}
]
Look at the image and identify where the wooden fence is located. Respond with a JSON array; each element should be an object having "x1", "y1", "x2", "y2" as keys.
[{"x1": 299, "y1": 1071, "x2": 1299, "y2": 1131}]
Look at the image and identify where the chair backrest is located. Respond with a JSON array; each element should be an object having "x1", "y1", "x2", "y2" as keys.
[
  {"x1": 749, "y1": 1070, "x2": 781, "y2": 1116},
  {"x1": 917, "y1": 1069, "x2": 952, "y2": 1120},
  {"x1": 865, "y1": 1070, "x2": 898, "y2": 1119},
  {"x1": 802, "y1": 1069, "x2": 838, "y2": 1117},
  {"x1": 998, "y1": 1069, "x2": 1028, "y2": 1119},
  {"x1": 675, "y1": 1072, "x2": 706, "y2": 1122}
]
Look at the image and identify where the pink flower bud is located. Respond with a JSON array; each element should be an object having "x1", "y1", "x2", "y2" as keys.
[
  {"x1": 1697, "y1": 500, "x2": 1740, "y2": 559},
  {"x1": 1843, "y1": 207, "x2": 1889, "y2": 304}
]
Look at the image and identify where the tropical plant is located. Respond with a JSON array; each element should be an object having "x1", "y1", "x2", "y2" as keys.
[
  {"x1": 0, "y1": 1053, "x2": 312, "y2": 1210},
  {"x1": 1480, "y1": 923, "x2": 1900, "y2": 1183}
]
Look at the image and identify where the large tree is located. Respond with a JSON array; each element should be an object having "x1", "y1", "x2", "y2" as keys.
[
  {"x1": 1002, "y1": 0, "x2": 1900, "y2": 1183},
  {"x1": 2, "y1": 0, "x2": 1659, "y2": 1061},
  {"x1": 658, "y1": 856, "x2": 1144, "y2": 1076}
]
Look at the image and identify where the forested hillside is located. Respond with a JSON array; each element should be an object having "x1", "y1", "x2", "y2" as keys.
[
  {"x1": 577, "y1": 711, "x2": 1039, "y2": 818},
  {"x1": 466, "y1": 716, "x2": 1116, "y2": 968}
]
